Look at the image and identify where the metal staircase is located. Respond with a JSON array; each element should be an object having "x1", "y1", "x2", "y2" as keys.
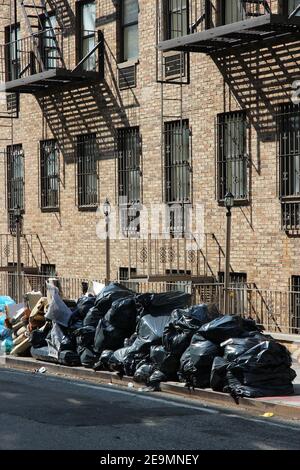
[{"x1": 18, "y1": 0, "x2": 64, "y2": 71}]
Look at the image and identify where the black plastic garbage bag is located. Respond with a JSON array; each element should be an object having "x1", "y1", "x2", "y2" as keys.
[
  {"x1": 222, "y1": 333, "x2": 268, "y2": 362},
  {"x1": 83, "y1": 306, "x2": 104, "y2": 328},
  {"x1": 136, "y1": 291, "x2": 191, "y2": 317},
  {"x1": 150, "y1": 345, "x2": 167, "y2": 367},
  {"x1": 30, "y1": 329, "x2": 48, "y2": 349},
  {"x1": 76, "y1": 296, "x2": 96, "y2": 319},
  {"x1": 94, "y1": 283, "x2": 134, "y2": 315},
  {"x1": 210, "y1": 357, "x2": 229, "y2": 392},
  {"x1": 74, "y1": 326, "x2": 96, "y2": 349},
  {"x1": 199, "y1": 315, "x2": 261, "y2": 344},
  {"x1": 58, "y1": 350, "x2": 81, "y2": 367},
  {"x1": 93, "y1": 350, "x2": 114, "y2": 371},
  {"x1": 109, "y1": 342, "x2": 148, "y2": 377},
  {"x1": 94, "y1": 319, "x2": 127, "y2": 354},
  {"x1": 163, "y1": 306, "x2": 211, "y2": 358},
  {"x1": 225, "y1": 341, "x2": 296, "y2": 398},
  {"x1": 59, "y1": 334, "x2": 77, "y2": 352},
  {"x1": 133, "y1": 361, "x2": 155, "y2": 385},
  {"x1": 30, "y1": 346, "x2": 58, "y2": 364},
  {"x1": 138, "y1": 314, "x2": 172, "y2": 343},
  {"x1": 229, "y1": 340, "x2": 293, "y2": 370},
  {"x1": 105, "y1": 296, "x2": 137, "y2": 332},
  {"x1": 149, "y1": 370, "x2": 167, "y2": 390},
  {"x1": 179, "y1": 337, "x2": 221, "y2": 388},
  {"x1": 79, "y1": 347, "x2": 98, "y2": 368},
  {"x1": 159, "y1": 354, "x2": 180, "y2": 381}
]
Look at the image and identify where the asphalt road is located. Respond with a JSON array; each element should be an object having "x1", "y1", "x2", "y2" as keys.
[{"x1": 0, "y1": 367, "x2": 300, "y2": 450}]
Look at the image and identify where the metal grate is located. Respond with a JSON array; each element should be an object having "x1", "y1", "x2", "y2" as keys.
[
  {"x1": 40, "y1": 139, "x2": 59, "y2": 211},
  {"x1": 164, "y1": 119, "x2": 191, "y2": 204},
  {"x1": 77, "y1": 133, "x2": 98, "y2": 209},
  {"x1": 164, "y1": 52, "x2": 185, "y2": 79},
  {"x1": 6, "y1": 92, "x2": 19, "y2": 117},
  {"x1": 217, "y1": 111, "x2": 248, "y2": 201},
  {"x1": 291, "y1": 275, "x2": 300, "y2": 333},
  {"x1": 277, "y1": 103, "x2": 300, "y2": 231},
  {"x1": 7, "y1": 143, "x2": 24, "y2": 213},
  {"x1": 117, "y1": 127, "x2": 141, "y2": 205},
  {"x1": 118, "y1": 65, "x2": 136, "y2": 89}
]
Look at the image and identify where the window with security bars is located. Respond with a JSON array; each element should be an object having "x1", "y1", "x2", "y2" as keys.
[
  {"x1": 7, "y1": 144, "x2": 24, "y2": 214},
  {"x1": 164, "y1": 119, "x2": 191, "y2": 204},
  {"x1": 278, "y1": 103, "x2": 300, "y2": 231},
  {"x1": 117, "y1": 127, "x2": 141, "y2": 205},
  {"x1": 117, "y1": 127, "x2": 141, "y2": 235},
  {"x1": 40, "y1": 139, "x2": 59, "y2": 211},
  {"x1": 291, "y1": 276, "x2": 300, "y2": 333},
  {"x1": 77, "y1": 134, "x2": 98, "y2": 209},
  {"x1": 165, "y1": 0, "x2": 188, "y2": 39},
  {"x1": 5, "y1": 24, "x2": 20, "y2": 81},
  {"x1": 217, "y1": 111, "x2": 248, "y2": 202}
]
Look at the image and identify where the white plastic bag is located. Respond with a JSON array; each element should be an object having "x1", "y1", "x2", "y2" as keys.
[{"x1": 45, "y1": 283, "x2": 73, "y2": 327}]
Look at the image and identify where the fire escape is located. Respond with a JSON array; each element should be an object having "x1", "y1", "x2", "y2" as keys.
[
  {"x1": 157, "y1": 0, "x2": 300, "y2": 238},
  {"x1": 0, "y1": 0, "x2": 104, "y2": 93},
  {"x1": 0, "y1": 1, "x2": 105, "y2": 278}
]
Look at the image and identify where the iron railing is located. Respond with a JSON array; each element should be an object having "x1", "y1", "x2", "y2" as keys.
[
  {"x1": 0, "y1": 272, "x2": 299, "y2": 334},
  {"x1": 158, "y1": 1, "x2": 277, "y2": 39},
  {"x1": 0, "y1": 28, "x2": 65, "y2": 83}
]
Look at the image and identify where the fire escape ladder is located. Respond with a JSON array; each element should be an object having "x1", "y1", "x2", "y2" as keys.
[{"x1": 19, "y1": 0, "x2": 65, "y2": 71}]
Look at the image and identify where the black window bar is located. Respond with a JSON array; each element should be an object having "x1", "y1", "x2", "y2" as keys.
[
  {"x1": 40, "y1": 139, "x2": 59, "y2": 211},
  {"x1": 217, "y1": 111, "x2": 248, "y2": 202},
  {"x1": 277, "y1": 103, "x2": 300, "y2": 231},
  {"x1": 117, "y1": 127, "x2": 141, "y2": 236},
  {"x1": 164, "y1": 119, "x2": 191, "y2": 204},
  {"x1": 77, "y1": 133, "x2": 99, "y2": 209},
  {"x1": 7, "y1": 143, "x2": 24, "y2": 214},
  {"x1": 291, "y1": 275, "x2": 300, "y2": 333}
]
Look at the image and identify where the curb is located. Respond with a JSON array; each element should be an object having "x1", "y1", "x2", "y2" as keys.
[{"x1": 3, "y1": 356, "x2": 300, "y2": 421}]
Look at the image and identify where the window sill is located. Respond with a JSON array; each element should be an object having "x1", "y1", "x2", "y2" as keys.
[
  {"x1": 41, "y1": 207, "x2": 60, "y2": 213},
  {"x1": 78, "y1": 205, "x2": 98, "y2": 212},
  {"x1": 117, "y1": 58, "x2": 139, "y2": 69}
]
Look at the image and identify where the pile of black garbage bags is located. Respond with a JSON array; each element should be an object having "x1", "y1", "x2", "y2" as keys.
[{"x1": 29, "y1": 282, "x2": 296, "y2": 399}]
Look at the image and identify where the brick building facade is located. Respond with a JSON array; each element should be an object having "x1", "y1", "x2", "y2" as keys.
[{"x1": 0, "y1": 0, "x2": 300, "y2": 295}]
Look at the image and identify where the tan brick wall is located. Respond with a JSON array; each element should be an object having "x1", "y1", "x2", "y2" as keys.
[{"x1": 0, "y1": 1, "x2": 299, "y2": 290}]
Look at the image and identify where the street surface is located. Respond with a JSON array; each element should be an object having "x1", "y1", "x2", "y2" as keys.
[{"x1": 0, "y1": 368, "x2": 300, "y2": 450}]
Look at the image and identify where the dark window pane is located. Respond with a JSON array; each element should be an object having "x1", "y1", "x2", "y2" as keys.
[
  {"x1": 77, "y1": 134, "x2": 98, "y2": 208},
  {"x1": 40, "y1": 139, "x2": 59, "y2": 210}
]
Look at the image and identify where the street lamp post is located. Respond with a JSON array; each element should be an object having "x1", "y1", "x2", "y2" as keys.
[
  {"x1": 103, "y1": 198, "x2": 111, "y2": 286},
  {"x1": 14, "y1": 205, "x2": 23, "y2": 304},
  {"x1": 224, "y1": 192, "x2": 234, "y2": 314}
]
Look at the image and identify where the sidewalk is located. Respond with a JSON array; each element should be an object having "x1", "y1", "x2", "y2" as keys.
[{"x1": 2, "y1": 356, "x2": 300, "y2": 421}]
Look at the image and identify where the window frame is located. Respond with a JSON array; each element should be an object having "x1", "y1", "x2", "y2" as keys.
[
  {"x1": 76, "y1": 0, "x2": 97, "y2": 71},
  {"x1": 76, "y1": 133, "x2": 99, "y2": 210},
  {"x1": 40, "y1": 139, "x2": 60, "y2": 212},
  {"x1": 217, "y1": 110, "x2": 249, "y2": 204},
  {"x1": 166, "y1": 0, "x2": 189, "y2": 40},
  {"x1": 5, "y1": 23, "x2": 21, "y2": 82},
  {"x1": 6, "y1": 143, "x2": 24, "y2": 216},
  {"x1": 120, "y1": 0, "x2": 139, "y2": 62}
]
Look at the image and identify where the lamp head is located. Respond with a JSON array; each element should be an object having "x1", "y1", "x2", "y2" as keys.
[
  {"x1": 224, "y1": 192, "x2": 234, "y2": 210},
  {"x1": 103, "y1": 198, "x2": 111, "y2": 217}
]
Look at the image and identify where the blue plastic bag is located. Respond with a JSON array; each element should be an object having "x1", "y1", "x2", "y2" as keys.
[{"x1": 0, "y1": 296, "x2": 15, "y2": 313}]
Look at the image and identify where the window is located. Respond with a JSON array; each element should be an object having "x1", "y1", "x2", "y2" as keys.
[
  {"x1": 164, "y1": 119, "x2": 191, "y2": 204},
  {"x1": 5, "y1": 24, "x2": 20, "y2": 81},
  {"x1": 278, "y1": 103, "x2": 300, "y2": 231},
  {"x1": 291, "y1": 276, "x2": 300, "y2": 333},
  {"x1": 77, "y1": 0, "x2": 96, "y2": 71},
  {"x1": 223, "y1": 0, "x2": 246, "y2": 24},
  {"x1": 164, "y1": 119, "x2": 191, "y2": 237},
  {"x1": 117, "y1": 127, "x2": 141, "y2": 235},
  {"x1": 7, "y1": 144, "x2": 24, "y2": 214},
  {"x1": 40, "y1": 139, "x2": 59, "y2": 211},
  {"x1": 166, "y1": 0, "x2": 188, "y2": 39},
  {"x1": 77, "y1": 133, "x2": 98, "y2": 209},
  {"x1": 41, "y1": 13, "x2": 58, "y2": 70},
  {"x1": 217, "y1": 111, "x2": 248, "y2": 201},
  {"x1": 121, "y1": 0, "x2": 139, "y2": 61}
]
